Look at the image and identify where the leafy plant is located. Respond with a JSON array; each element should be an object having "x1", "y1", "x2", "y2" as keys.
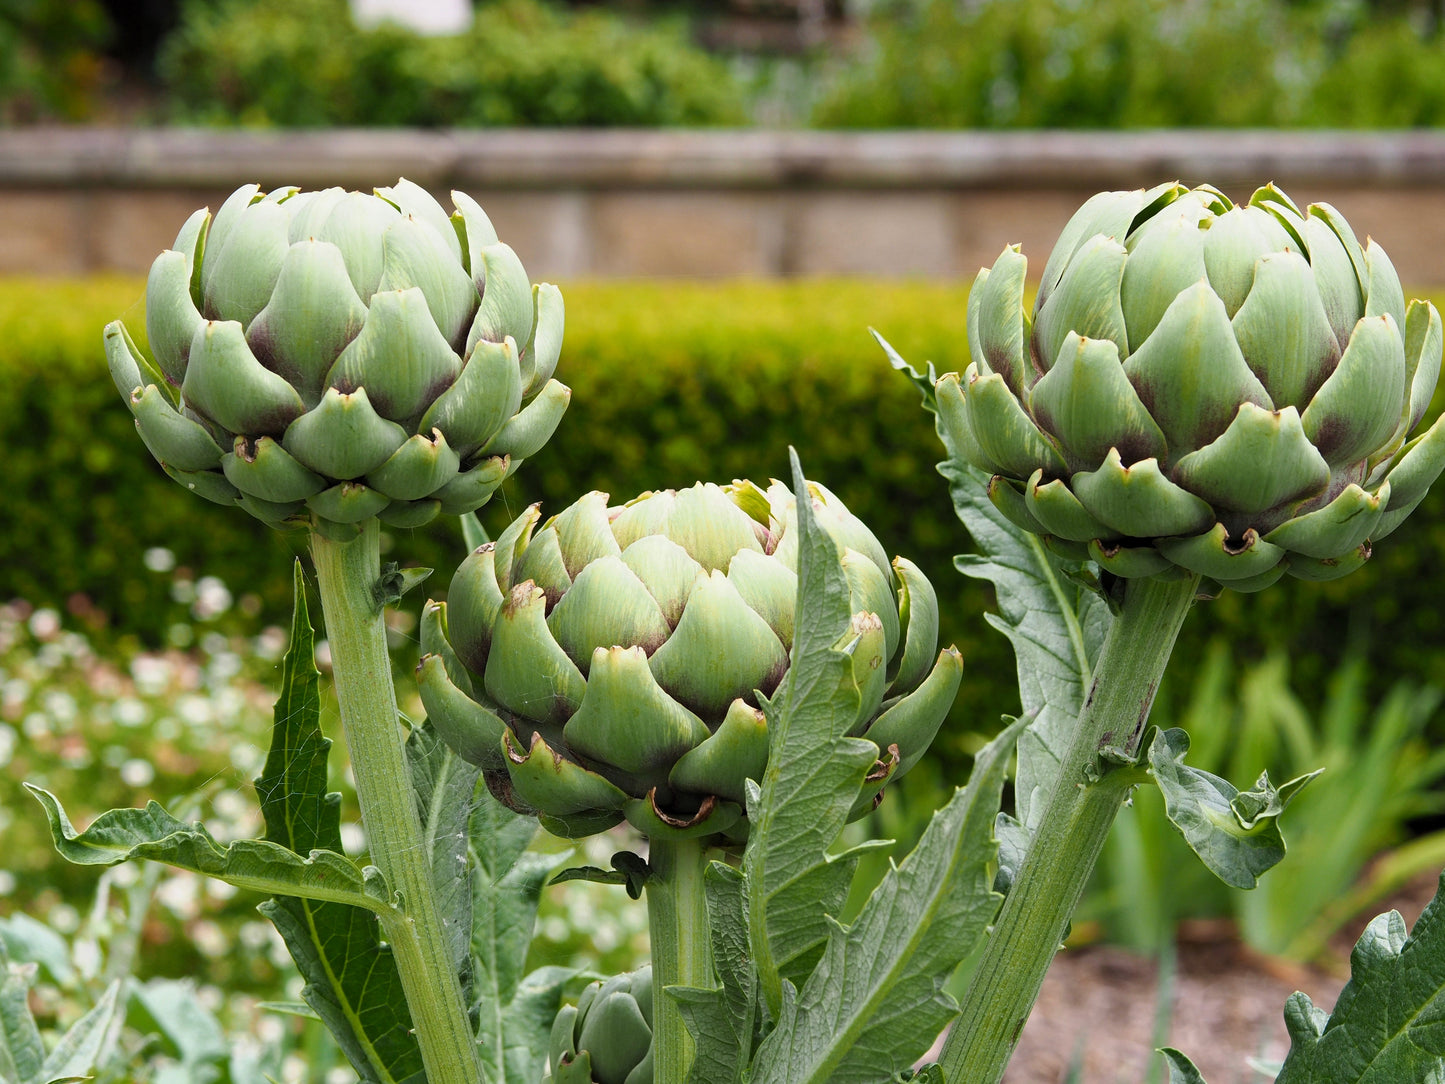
[{"x1": 1087, "y1": 645, "x2": 1445, "y2": 962}]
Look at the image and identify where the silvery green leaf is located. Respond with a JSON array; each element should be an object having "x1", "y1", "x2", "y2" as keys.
[
  {"x1": 747, "y1": 717, "x2": 1023, "y2": 1084},
  {"x1": 743, "y1": 449, "x2": 881, "y2": 1018},
  {"x1": 674, "y1": 863, "x2": 758, "y2": 1084},
  {"x1": 0, "y1": 941, "x2": 44, "y2": 1084},
  {"x1": 253, "y1": 562, "x2": 424, "y2": 1084},
  {"x1": 130, "y1": 979, "x2": 228, "y2": 1070},
  {"x1": 468, "y1": 791, "x2": 576, "y2": 1084},
  {"x1": 1147, "y1": 727, "x2": 1321, "y2": 889},
  {"x1": 1277, "y1": 875, "x2": 1445, "y2": 1083},
  {"x1": 405, "y1": 722, "x2": 480, "y2": 999},
  {"x1": 36, "y1": 980, "x2": 123, "y2": 1084}
]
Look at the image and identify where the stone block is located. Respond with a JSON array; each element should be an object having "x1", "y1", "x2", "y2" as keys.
[
  {"x1": 589, "y1": 191, "x2": 783, "y2": 276},
  {"x1": 791, "y1": 192, "x2": 957, "y2": 276}
]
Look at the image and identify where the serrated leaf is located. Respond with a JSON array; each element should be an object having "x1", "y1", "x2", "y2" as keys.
[
  {"x1": 1277, "y1": 873, "x2": 1445, "y2": 1083},
  {"x1": 25, "y1": 785, "x2": 394, "y2": 911},
  {"x1": 743, "y1": 449, "x2": 882, "y2": 1017},
  {"x1": 947, "y1": 459, "x2": 1112, "y2": 832},
  {"x1": 1148, "y1": 727, "x2": 1320, "y2": 889},
  {"x1": 469, "y1": 792, "x2": 574, "y2": 1084},
  {"x1": 37, "y1": 980, "x2": 122, "y2": 1084},
  {"x1": 675, "y1": 863, "x2": 758, "y2": 1084},
  {"x1": 747, "y1": 716, "x2": 1024, "y2": 1084},
  {"x1": 0, "y1": 941, "x2": 44, "y2": 1084},
  {"x1": 406, "y1": 723, "x2": 480, "y2": 1002},
  {"x1": 254, "y1": 562, "x2": 424, "y2": 1084}
]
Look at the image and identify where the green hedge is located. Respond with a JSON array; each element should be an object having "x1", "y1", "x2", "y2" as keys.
[
  {"x1": 6, "y1": 276, "x2": 1445, "y2": 767},
  {"x1": 159, "y1": 0, "x2": 746, "y2": 127},
  {"x1": 814, "y1": 0, "x2": 1445, "y2": 129}
]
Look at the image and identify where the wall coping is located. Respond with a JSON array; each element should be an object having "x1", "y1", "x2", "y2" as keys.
[{"x1": 5, "y1": 127, "x2": 1445, "y2": 190}]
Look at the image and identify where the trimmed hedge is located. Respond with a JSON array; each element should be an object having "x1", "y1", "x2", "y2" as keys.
[{"x1": 5, "y1": 276, "x2": 1445, "y2": 764}]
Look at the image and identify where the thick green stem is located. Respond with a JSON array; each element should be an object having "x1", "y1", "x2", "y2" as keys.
[
  {"x1": 939, "y1": 573, "x2": 1198, "y2": 1084},
  {"x1": 646, "y1": 838, "x2": 713, "y2": 1084},
  {"x1": 310, "y1": 521, "x2": 479, "y2": 1084}
]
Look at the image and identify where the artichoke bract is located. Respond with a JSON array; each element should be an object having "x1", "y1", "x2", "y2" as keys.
[
  {"x1": 418, "y1": 479, "x2": 963, "y2": 841},
  {"x1": 544, "y1": 967, "x2": 653, "y2": 1084},
  {"x1": 104, "y1": 179, "x2": 569, "y2": 538},
  {"x1": 946, "y1": 182, "x2": 1445, "y2": 591}
]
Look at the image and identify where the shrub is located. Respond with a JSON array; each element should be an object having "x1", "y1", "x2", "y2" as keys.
[
  {"x1": 158, "y1": 0, "x2": 747, "y2": 127},
  {"x1": 813, "y1": 0, "x2": 1445, "y2": 129},
  {"x1": 5, "y1": 275, "x2": 1445, "y2": 770}
]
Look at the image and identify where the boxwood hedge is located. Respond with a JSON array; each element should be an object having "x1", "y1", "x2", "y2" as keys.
[{"x1": 5, "y1": 276, "x2": 1444, "y2": 762}]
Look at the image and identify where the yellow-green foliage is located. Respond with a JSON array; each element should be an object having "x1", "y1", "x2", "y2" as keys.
[{"x1": 4, "y1": 276, "x2": 1445, "y2": 762}]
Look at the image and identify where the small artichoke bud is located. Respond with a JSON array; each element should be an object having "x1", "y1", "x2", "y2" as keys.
[
  {"x1": 420, "y1": 479, "x2": 964, "y2": 844},
  {"x1": 943, "y1": 181, "x2": 1445, "y2": 592},
  {"x1": 105, "y1": 180, "x2": 569, "y2": 538},
  {"x1": 544, "y1": 967, "x2": 654, "y2": 1084}
]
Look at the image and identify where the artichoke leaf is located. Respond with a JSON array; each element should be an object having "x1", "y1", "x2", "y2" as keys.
[
  {"x1": 841, "y1": 549, "x2": 900, "y2": 660},
  {"x1": 306, "y1": 482, "x2": 391, "y2": 525},
  {"x1": 245, "y1": 239, "x2": 368, "y2": 407},
  {"x1": 728, "y1": 549, "x2": 797, "y2": 649},
  {"x1": 183, "y1": 320, "x2": 305, "y2": 438},
  {"x1": 888, "y1": 556, "x2": 940, "y2": 696},
  {"x1": 1032, "y1": 234, "x2": 1130, "y2": 372},
  {"x1": 377, "y1": 213, "x2": 478, "y2": 352},
  {"x1": 564, "y1": 645, "x2": 710, "y2": 783},
  {"x1": 971, "y1": 245, "x2": 1031, "y2": 395},
  {"x1": 374, "y1": 179, "x2": 463, "y2": 262},
  {"x1": 1202, "y1": 204, "x2": 1294, "y2": 319},
  {"x1": 1173, "y1": 403, "x2": 1330, "y2": 517},
  {"x1": 1263, "y1": 481, "x2": 1388, "y2": 560},
  {"x1": 450, "y1": 190, "x2": 500, "y2": 277},
  {"x1": 163, "y1": 463, "x2": 241, "y2": 506},
  {"x1": 663, "y1": 482, "x2": 765, "y2": 574},
  {"x1": 221, "y1": 435, "x2": 325, "y2": 502},
  {"x1": 502, "y1": 730, "x2": 628, "y2": 816},
  {"x1": 623, "y1": 792, "x2": 742, "y2": 842},
  {"x1": 986, "y1": 474, "x2": 1049, "y2": 535},
  {"x1": 1119, "y1": 201, "x2": 1209, "y2": 348},
  {"x1": 1301, "y1": 212, "x2": 1366, "y2": 347},
  {"x1": 1036, "y1": 184, "x2": 1179, "y2": 311},
  {"x1": 326, "y1": 286, "x2": 462, "y2": 428},
  {"x1": 365, "y1": 429, "x2": 461, "y2": 503},
  {"x1": 133, "y1": 385, "x2": 227, "y2": 473},
  {"x1": 1362, "y1": 238, "x2": 1407, "y2": 334},
  {"x1": 1286, "y1": 544, "x2": 1373, "y2": 582},
  {"x1": 468, "y1": 242, "x2": 535, "y2": 353},
  {"x1": 1071, "y1": 449, "x2": 1214, "y2": 538},
  {"x1": 1088, "y1": 539, "x2": 1172, "y2": 578},
  {"x1": 1300, "y1": 314, "x2": 1406, "y2": 468},
  {"x1": 479, "y1": 378, "x2": 571, "y2": 461},
  {"x1": 547, "y1": 558, "x2": 671, "y2": 670},
  {"x1": 1401, "y1": 299, "x2": 1443, "y2": 442},
  {"x1": 378, "y1": 498, "x2": 441, "y2": 528},
  {"x1": 648, "y1": 570, "x2": 788, "y2": 721},
  {"x1": 416, "y1": 654, "x2": 507, "y2": 769},
  {"x1": 1028, "y1": 332, "x2": 1165, "y2": 471},
  {"x1": 1024, "y1": 470, "x2": 1119, "y2": 543},
  {"x1": 512, "y1": 526, "x2": 572, "y2": 608},
  {"x1": 145, "y1": 249, "x2": 205, "y2": 385},
  {"x1": 1158, "y1": 524, "x2": 1285, "y2": 581},
  {"x1": 445, "y1": 546, "x2": 505, "y2": 675},
  {"x1": 862, "y1": 646, "x2": 962, "y2": 780},
  {"x1": 281, "y1": 386, "x2": 409, "y2": 480},
  {"x1": 611, "y1": 490, "x2": 677, "y2": 552},
  {"x1": 670, "y1": 698, "x2": 770, "y2": 804},
  {"x1": 433, "y1": 453, "x2": 509, "y2": 516},
  {"x1": 551, "y1": 490, "x2": 624, "y2": 578},
  {"x1": 1372, "y1": 410, "x2": 1445, "y2": 511},
  {"x1": 202, "y1": 197, "x2": 290, "y2": 327},
  {"x1": 105, "y1": 319, "x2": 169, "y2": 402},
  {"x1": 964, "y1": 364, "x2": 1068, "y2": 481},
  {"x1": 1230, "y1": 250, "x2": 1340, "y2": 409},
  {"x1": 1123, "y1": 282, "x2": 1273, "y2": 461},
  {"x1": 309, "y1": 191, "x2": 399, "y2": 303},
  {"x1": 198, "y1": 183, "x2": 263, "y2": 307},
  {"x1": 486, "y1": 584, "x2": 587, "y2": 726}
]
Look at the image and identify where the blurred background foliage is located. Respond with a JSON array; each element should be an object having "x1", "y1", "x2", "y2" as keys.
[{"x1": 4, "y1": 0, "x2": 1445, "y2": 126}]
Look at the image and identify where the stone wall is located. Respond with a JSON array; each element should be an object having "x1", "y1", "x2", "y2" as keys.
[{"x1": 4, "y1": 127, "x2": 1445, "y2": 282}]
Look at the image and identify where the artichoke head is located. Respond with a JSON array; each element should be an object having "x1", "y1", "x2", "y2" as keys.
[
  {"x1": 104, "y1": 180, "x2": 569, "y2": 539},
  {"x1": 418, "y1": 479, "x2": 963, "y2": 842},
  {"x1": 544, "y1": 967, "x2": 653, "y2": 1084},
  {"x1": 948, "y1": 181, "x2": 1445, "y2": 592}
]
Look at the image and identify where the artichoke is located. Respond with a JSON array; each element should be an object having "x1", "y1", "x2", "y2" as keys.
[
  {"x1": 104, "y1": 179, "x2": 568, "y2": 539},
  {"x1": 417, "y1": 479, "x2": 963, "y2": 841},
  {"x1": 942, "y1": 181, "x2": 1445, "y2": 591},
  {"x1": 544, "y1": 967, "x2": 653, "y2": 1084}
]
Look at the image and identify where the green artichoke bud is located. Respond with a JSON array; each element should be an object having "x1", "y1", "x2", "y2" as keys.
[
  {"x1": 544, "y1": 967, "x2": 653, "y2": 1084},
  {"x1": 946, "y1": 181, "x2": 1445, "y2": 592},
  {"x1": 104, "y1": 180, "x2": 569, "y2": 538},
  {"x1": 418, "y1": 479, "x2": 963, "y2": 841}
]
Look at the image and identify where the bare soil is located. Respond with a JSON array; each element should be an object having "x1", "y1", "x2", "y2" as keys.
[{"x1": 997, "y1": 874, "x2": 1440, "y2": 1084}]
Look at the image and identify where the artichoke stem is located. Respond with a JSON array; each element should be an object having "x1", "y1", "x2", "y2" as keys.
[
  {"x1": 939, "y1": 572, "x2": 1199, "y2": 1084},
  {"x1": 646, "y1": 838, "x2": 714, "y2": 1084},
  {"x1": 310, "y1": 520, "x2": 481, "y2": 1084}
]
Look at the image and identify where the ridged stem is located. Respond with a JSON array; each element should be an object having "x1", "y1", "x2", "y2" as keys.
[
  {"x1": 939, "y1": 573, "x2": 1198, "y2": 1083},
  {"x1": 647, "y1": 838, "x2": 713, "y2": 1084},
  {"x1": 310, "y1": 520, "x2": 480, "y2": 1084}
]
